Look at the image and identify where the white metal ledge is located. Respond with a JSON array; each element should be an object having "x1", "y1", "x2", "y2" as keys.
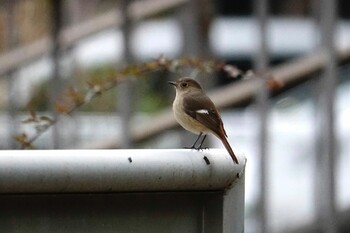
[{"x1": 0, "y1": 149, "x2": 245, "y2": 193}]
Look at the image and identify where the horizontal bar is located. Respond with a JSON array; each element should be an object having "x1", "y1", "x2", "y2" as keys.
[{"x1": 0, "y1": 149, "x2": 245, "y2": 194}]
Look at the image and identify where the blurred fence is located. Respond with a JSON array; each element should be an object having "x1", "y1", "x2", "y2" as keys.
[{"x1": 0, "y1": 0, "x2": 349, "y2": 233}]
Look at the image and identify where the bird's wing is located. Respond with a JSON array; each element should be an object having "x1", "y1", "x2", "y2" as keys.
[{"x1": 182, "y1": 93, "x2": 227, "y2": 137}]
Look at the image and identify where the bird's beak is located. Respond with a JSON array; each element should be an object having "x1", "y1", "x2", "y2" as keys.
[{"x1": 168, "y1": 81, "x2": 176, "y2": 86}]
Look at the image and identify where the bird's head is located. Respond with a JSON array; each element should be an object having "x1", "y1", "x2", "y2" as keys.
[{"x1": 168, "y1": 77, "x2": 203, "y2": 93}]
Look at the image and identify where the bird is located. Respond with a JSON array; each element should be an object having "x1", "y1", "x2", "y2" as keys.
[{"x1": 169, "y1": 77, "x2": 239, "y2": 164}]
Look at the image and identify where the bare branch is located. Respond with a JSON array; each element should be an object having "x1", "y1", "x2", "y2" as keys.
[{"x1": 16, "y1": 56, "x2": 278, "y2": 149}]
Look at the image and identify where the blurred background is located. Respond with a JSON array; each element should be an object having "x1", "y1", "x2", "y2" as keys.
[{"x1": 0, "y1": 0, "x2": 349, "y2": 232}]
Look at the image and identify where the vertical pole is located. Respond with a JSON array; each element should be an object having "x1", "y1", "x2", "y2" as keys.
[
  {"x1": 50, "y1": 0, "x2": 63, "y2": 149},
  {"x1": 4, "y1": 0, "x2": 18, "y2": 149},
  {"x1": 314, "y1": 0, "x2": 338, "y2": 232},
  {"x1": 254, "y1": 0, "x2": 269, "y2": 232},
  {"x1": 179, "y1": 0, "x2": 213, "y2": 86},
  {"x1": 118, "y1": 0, "x2": 134, "y2": 148},
  {"x1": 254, "y1": 0, "x2": 269, "y2": 70},
  {"x1": 180, "y1": 0, "x2": 211, "y2": 58}
]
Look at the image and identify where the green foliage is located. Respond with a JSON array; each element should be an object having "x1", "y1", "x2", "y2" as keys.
[
  {"x1": 26, "y1": 80, "x2": 50, "y2": 112},
  {"x1": 135, "y1": 73, "x2": 170, "y2": 112}
]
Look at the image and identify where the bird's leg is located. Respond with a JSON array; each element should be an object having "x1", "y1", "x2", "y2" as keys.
[
  {"x1": 196, "y1": 134, "x2": 210, "y2": 165},
  {"x1": 197, "y1": 134, "x2": 207, "y2": 150},
  {"x1": 183, "y1": 133, "x2": 210, "y2": 165},
  {"x1": 184, "y1": 132, "x2": 202, "y2": 149}
]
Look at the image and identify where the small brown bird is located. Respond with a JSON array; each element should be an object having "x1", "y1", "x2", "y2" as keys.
[{"x1": 169, "y1": 77, "x2": 239, "y2": 164}]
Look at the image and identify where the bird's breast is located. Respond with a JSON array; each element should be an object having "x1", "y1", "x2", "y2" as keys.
[{"x1": 173, "y1": 96, "x2": 209, "y2": 134}]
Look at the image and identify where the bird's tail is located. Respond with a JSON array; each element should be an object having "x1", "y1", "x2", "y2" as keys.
[{"x1": 220, "y1": 135, "x2": 239, "y2": 164}]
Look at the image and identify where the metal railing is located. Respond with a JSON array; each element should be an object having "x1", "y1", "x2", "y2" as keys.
[{"x1": 0, "y1": 149, "x2": 246, "y2": 233}]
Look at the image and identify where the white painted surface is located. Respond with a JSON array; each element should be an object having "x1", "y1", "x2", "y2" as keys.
[{"x1": 0, "y1": 149, "x2": 245, "y2": 193}]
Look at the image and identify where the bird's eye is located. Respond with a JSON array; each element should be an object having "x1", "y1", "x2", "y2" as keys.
[{"x1": 181, "y1": 82, "x2": 188, "y2": 88}]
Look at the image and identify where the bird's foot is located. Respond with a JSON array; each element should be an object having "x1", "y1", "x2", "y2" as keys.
[
  {"x1": 197, "y1": 145, "x2": 210, "y2": 152},
  {"x1": 184, "y1": 145, "x2": 210, "y2": 165},
  {"x1": 184, "y1": 145, "x2": 206, "y2": 151},
  {"x1": 184, "y1": 145, "x2": 197, "y2": 150}
]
